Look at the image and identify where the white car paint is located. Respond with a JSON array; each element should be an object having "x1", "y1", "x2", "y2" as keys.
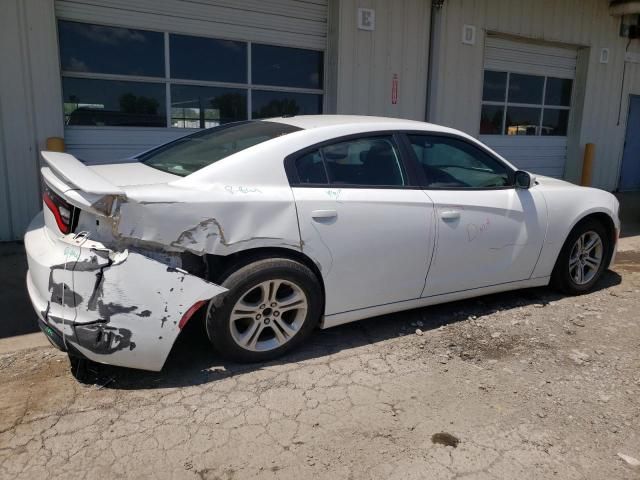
[
  {"x1": 294, "y1": 187, "x2": 435, "y2": 315},
  {"x1": 24, "y1": 115, "x2": 620, "y2": 371},
  {"x1": 421, "y1": 187, "x2": 547, "y2": 296}
]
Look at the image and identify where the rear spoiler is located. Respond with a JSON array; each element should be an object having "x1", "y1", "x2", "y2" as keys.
[{"x1": 41, "y1": 151, "x2": 125, "y2": 196}]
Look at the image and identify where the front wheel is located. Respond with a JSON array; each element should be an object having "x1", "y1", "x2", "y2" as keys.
[
  {"x1": 206, "y1": 258, "x2": 323, "y2": 362},
  {"x1": 551, "y1": 218, "x2": 610, "y2": 295}
]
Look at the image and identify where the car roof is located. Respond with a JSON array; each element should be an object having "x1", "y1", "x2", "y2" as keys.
[{"x1": 266, "y1": 114, "x2": 458, "y2": 135}]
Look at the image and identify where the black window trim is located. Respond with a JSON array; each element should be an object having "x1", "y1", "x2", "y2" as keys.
[
  {"x1": 285, "y1": 130, "x2": 517, "y2": 191},
  {"x1": 400, "y1": 131, "x2": 518, "y2": 191},
  {"x1": 284, "y1": 130, "x2": 424, "y2": 189}
]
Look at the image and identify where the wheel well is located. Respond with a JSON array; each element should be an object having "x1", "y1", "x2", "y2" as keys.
[
  {"x1": 571, "y1": 212, "x2": 617, "y2": 261},
  {"x1": 205, "y1": 247, "x2": 326, "y2": 302}
]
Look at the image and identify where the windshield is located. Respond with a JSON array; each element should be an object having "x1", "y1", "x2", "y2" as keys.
[{"x1": 139, "y1": 121, "x2": 301, "y2": 176}]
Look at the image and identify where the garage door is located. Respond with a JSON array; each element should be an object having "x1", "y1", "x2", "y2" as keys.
[
  {"x1": 479, "y1": 36, "x2": 577, "y2": 178},
  {"x1": 55, "y1": 0, "x2": 327, "y2": 162}
]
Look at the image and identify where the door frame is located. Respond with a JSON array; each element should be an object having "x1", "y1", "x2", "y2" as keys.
[{"x1": 618, "y1": 94, "x2": 640, "y2": 192}]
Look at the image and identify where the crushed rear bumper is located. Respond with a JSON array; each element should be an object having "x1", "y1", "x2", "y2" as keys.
[{"x1": 24, "y1": 212, "x2": 226, "y2": 371}]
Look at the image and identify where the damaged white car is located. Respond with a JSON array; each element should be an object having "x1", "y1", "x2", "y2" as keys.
[{"x1": 25, "y1": 115, "x2": 620, "y2": 372}]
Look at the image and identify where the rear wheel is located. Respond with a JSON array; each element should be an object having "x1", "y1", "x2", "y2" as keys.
[
  {"x1": 206, "y1": 257, "x2": 322, "y2": 362},
  {"x1": 551, "y1": 218, "x2": 610, "y2": 295}
]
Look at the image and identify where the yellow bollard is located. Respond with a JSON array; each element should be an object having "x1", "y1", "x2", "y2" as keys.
[
  {"x1": 581, "y1": 143, "x2": 595, "y2": 186},
  {"x1": 46, "y1": 137, "x2": 65, "y2": 152}
]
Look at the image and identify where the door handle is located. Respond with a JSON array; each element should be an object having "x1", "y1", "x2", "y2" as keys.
[
  {"x1": 311, "y1": 209, "x2": 337, "y2": 219},
  {"x1": 440, "y1": 210, "x2": 461, "y2": 220}
]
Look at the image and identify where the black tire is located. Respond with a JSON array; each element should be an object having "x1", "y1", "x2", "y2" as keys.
[
  {"x1": 69, "y1": 355, "x2": 90, "y2": 384},
  {"x1": 551, "y1": 218, "x2": 611, "y2": 295},
  {"x1": 206, "y1": 257, "x2": 323, "y2": 362}
]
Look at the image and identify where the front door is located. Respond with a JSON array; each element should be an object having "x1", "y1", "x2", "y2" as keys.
[
  {"x1": 290, "y1": 135, "x2": 435, "y2": 315},
  {"x1": 620, "y1": 95, "x2": 640, "y2": 191},
  {"x1": 403, "y1": 134, "x2": 546, "y2": 297},
  {"x1": 423, "y1": 189, "x2": 546, "y2": 296}
]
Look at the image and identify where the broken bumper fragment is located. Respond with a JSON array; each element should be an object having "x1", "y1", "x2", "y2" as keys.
[{"x1": 25, "y1": 212, "x2": 226, "y2": 371}]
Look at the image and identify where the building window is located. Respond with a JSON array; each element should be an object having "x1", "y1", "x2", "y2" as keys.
[
  {"x1": 63, "y1": 77, "x2": 166, "y2": 127},
  {"x1": 252, "y1": 90, "x2": 323, "y2": 119},
  {"x1": 58, "y1": 21, "x2": 165, "y2": 77},
  {"x1": 170, "y1": 85, "x2": 247, "y2": 128},
  {"x1": 58, "y1": 20, "x2": 324, "y2": 128},
  {"x1": 169, "y1": 34, "x2": 247, "y2": 83},
  {"x1": 251, "y1": 44, "x2": 324, "y2": 89},
  {"x1": 480, "y1": 70, "x2": 572, "y2": 136}
]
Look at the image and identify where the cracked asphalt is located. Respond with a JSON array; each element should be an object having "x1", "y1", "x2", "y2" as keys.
[{"x1": 1, "y1": 247, "x2": 639, "y2": 479}]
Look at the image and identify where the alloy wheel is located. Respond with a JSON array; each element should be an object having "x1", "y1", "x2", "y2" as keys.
[
  {"x1": 568, "y1": 230, "x2": 603, "y2": 285},
  {"x1": 228, "y1": 279, "x2": 308, "y2": 352}
]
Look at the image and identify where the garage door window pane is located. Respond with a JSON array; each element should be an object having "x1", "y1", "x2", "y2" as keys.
[
  {"x1": 170, "y1": 34, "x2": 247, "y2": 83},
  {"x1": 542, "y1": 109, "x2": 569, "y2": 136},
  {"x1": 482, "y1": 71, "x2": 507, "y2": 102},
  {"x1": 63, "y1": 78, "x2": 166, "y2": 127},
  {"x1": 480, "y1": 105, "x2": 504, "y2": 134},
  {"x1": 252, "y1": 91, "x2": 322, "y2": 119},
  {"x1": 321, "y1": 137, "x2": 405, "y2": 187},
  {"x1": 505, "y1": 107, "x2": 541, "y2": 135},
  {"x1": 171, "y1": 85, "x2": 247, "y2": 128},
  {"x1": 252, "y1": 44, "x2": 323, "y2": 89},
  {"x1": 545, "y1": 77, "x2": 572, "y2": 106},
  {"x1": 508, "y1": 73, "x2": 544, "y2": 105},
  {"x1": 58, "y1": 21, "x2": 164, "y2": 77}
]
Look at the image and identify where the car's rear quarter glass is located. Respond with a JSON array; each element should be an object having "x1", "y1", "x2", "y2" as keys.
[{"x1": 296, "y1": 150, "x2": 328, "y2": 184}]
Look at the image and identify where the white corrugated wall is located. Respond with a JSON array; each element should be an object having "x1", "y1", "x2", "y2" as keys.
[
  {"x1": 0, "y1": 0, "x2": 63, "y2": 241},
  {"x1": 429, "y1": 0, "x2": 640, "y2": 191},
  {"x1": 328, "y1": 0, "x2": 431, "y2": 120}
]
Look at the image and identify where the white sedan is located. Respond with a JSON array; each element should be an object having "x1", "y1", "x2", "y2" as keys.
[{"x1": 25, "y1": 115, "x2": 620, "y2": 372}]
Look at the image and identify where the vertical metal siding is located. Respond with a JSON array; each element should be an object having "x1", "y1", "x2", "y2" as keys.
[
  {"x1": 430, "y1": 0, "x2": 640, "y2": 191},
  {"x1": 0, "y1": 0, "x2": 63, "y2": 241},
  {"x1": 332, "y1": 0, "x2": 431, "y2": 120}
]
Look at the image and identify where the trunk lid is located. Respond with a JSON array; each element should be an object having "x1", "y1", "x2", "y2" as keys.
[{"x1": 40, "y1": 151, "x2": 177, "y2": 241}]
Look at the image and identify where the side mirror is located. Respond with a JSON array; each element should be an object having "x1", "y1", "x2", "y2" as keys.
[{"x1": 514, "y1": 170, "x2": 532, "y2": 189}]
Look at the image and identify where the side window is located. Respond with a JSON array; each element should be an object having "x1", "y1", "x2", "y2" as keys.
[
  {"x1": 321, "y1": 136, "x2": 405, "y2": 186},
  {"x1": 296, "y1": 150, "x2": 328, "y2": 184},
  {"x1": 408, "y1": 135, "x2": 511, "y2": 188}
]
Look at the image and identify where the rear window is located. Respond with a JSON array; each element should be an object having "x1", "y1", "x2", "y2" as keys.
[{"x1": 139, "y1": 121, "x2": 301, "y2": 176}]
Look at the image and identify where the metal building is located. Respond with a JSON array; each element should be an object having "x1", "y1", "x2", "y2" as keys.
[{"x1": 1, "y1": 0, "x2": 640, "y2": 240}]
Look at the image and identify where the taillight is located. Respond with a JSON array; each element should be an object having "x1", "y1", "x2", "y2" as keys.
[{"x1": 43, "y1": 184, "x2": 76, "y2": 234}]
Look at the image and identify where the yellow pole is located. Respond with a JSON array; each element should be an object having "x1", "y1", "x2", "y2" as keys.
[
  {"x1": 581, "y1": 143, "x2": 595, "y2": 186},
  {"x1": 46, "y1": 137, "x2": 65, "y2": 152}
]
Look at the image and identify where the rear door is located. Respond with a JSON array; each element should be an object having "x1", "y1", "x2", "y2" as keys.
[
  {"x1": 289, "y1": 133, "x2": 435, "y2": 316},
  {"x1": 403, "y1": 133, "x2": 547, "y2": 297}
]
